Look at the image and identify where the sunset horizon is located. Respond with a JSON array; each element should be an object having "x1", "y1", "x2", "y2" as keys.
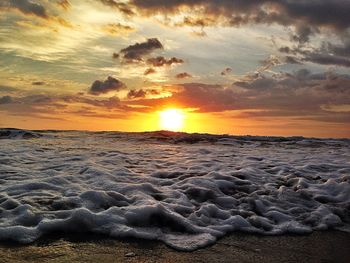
[{"x1": 1, "y1": 1, "x2": 350, "y2": 262}]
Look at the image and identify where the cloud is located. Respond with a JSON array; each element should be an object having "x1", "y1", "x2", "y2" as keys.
[
  {"x1": 0, "y1": 96, "x2": 13, "y2": 104},
  {"x1": 117, "y1": 38, "x2": 163, "y2": 63},
  {"x1": 101, "y1": 23, "x2": 134, "y2": 36},
  {"x1": 144, "y1": 68, "x2": 156, "y2": 75},
  {"x1": 190, "y1": 30, "x2": 207, "y2": 37},
  {"x1": 1, "y1": 69, "x2": 349, "y2": 125},
  {"x1": 303, "y1": 53, "x2": 350, "y2": 68},
  {"x1": 57, "y1": 0, "x2": 71, "y2": 11},
  {"x1": 132, "y1": 83, "x2": 236, "y2": 112},
  {"x1": 89, "y1": 76, "x2": 126, "y2": 95},
  {"x1": 0, "y1": 0, "x2": 49, "y2": 19},
  {"x1": 175, "y1": 17, "x2": 216, "y2": 27},
  {"x1": 0, "y1": 0, "x2": 73, "y2": 30},
  {"x1": 279, "y1": 37, "x2": 350, "y2": 67},
  {"x1": 258, "y1": 55, "x2": 281, "y2": 72},
  {"x1": 97, "y1": 0, "x2": 134, "y2": 16},
  {"x1": 175, "y1": 72, "x2": 192, "y2": 79},
  {"x1": 0, "y1": 85, "x2": 19, "y2": 93},
  {"x1": 146, "y1": 56, "x2": 184, "y2": 67},
  {"x1": 0, "y1": 94, "x2": 63, "y2": 119},
  {"x1": 32, "y1": 81, "x2": 45, "y2": 86},
  {"x1": 61, "y1": 95, "x2": 122, "y2": 109},
  {"x1": 302, "y1": 38, "x2": 350, "y2": 67},
  {"x1": 109, "y1": 0, "x2": 350, "y2": 37},
  {"x1": 127, "y1": 89, "x2": 146, "y2": 99},
  {"x1": 1, "y1": 93, "x2": 129, "y2": 113},
  {"x1": 0, "y1": 93, "x2": 128, "y2": 120},
  {"x1": 127, "y1": 89, "x2": 160, "y2": 99},
  {"x1": 290, "y1": 25, "x2": 317, "y2": 44},
  {"x1": 231, "y1": 70, "x2": 350, "y2": 113},
  {"x1": 127, "y1": 69, "x2": 350, "y2": 125},
  {"x1": 279, "y1": 46, "x2": 292, "y2": 54},
  {"x1": 284, "y1": 56, "x2": 302, "y2": 64},
  {"x1": 221, "y1": 67, "x2": 232, "y2": 76},
  {"x1": 68, "y1": 109, "x2": 126, "y2": 120},
  {"x1": 327, "y1": 39, "x2": 350, "y2": 57}
]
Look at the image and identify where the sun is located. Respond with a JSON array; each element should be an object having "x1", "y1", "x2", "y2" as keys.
[{"x1": 159, "y1": 108, "x2": 185, "y2": 131}]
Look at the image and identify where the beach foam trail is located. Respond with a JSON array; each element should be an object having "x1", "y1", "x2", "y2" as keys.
[{"x1": 0, "y1": 129, "x2": 349, "y2": 251}]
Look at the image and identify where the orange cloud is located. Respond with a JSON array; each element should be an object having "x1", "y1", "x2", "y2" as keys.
[
  {"x1": 57, "y1": 0, "x2": 71, "y2": 11},
  {"x1": 101, "y1": 23, "x2": 135, "y2": 36}
]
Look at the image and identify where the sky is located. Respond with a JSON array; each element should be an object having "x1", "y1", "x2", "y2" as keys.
[{"x1": 0, "y1": 0, "x2": 350, "y2": 138}]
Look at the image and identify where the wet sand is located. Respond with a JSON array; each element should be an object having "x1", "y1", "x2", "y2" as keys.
[{"x1": 1, "y1": 231, "x2": 349, "y2": 263}]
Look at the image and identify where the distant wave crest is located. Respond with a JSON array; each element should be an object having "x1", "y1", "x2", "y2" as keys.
[{"x1": 0, "y1": 128, "x2": 42, "y2": 139}]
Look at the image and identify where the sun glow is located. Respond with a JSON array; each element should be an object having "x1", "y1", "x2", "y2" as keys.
[{"x1": 159, "y1": 108, "x2": 185, "y2": 131}]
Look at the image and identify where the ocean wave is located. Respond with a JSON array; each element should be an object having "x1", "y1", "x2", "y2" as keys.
[
  {"x1": 0, "y1": 128, "x2": 42, "y2": 139},
  {"x1": 0, "y1": 129, "x2": 349, "y2": 250}
]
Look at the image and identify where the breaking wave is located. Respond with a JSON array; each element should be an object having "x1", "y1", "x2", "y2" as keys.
[
  {"x1": 0, "y1": 128, "x2": 42, "y2": 139},
  {"x1": 0, "y1": 129, "x2": 349, "y2": 250}
]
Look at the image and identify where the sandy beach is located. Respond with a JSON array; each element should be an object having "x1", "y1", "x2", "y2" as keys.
[{"x1": 1, "y1": 231, "x2": 350, "y2": 263}]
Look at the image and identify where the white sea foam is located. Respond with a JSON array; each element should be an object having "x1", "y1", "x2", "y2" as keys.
[{"x1": 0, "y1": 129, "x2": 349, "y2": 250}]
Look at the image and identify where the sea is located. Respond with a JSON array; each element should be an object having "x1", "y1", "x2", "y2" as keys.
[{"x1": 0, "y1": 128, "x2": 349, "y2": 251}]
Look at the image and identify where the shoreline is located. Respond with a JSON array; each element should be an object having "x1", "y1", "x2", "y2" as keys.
[{"x1": 1, "y1": 231, "x2": 349, "y2": 263}]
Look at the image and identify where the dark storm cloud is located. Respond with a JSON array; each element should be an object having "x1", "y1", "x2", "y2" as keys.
[
  {"x1": 119, "y1": 0, "x2": 350, "y2": 32},
  {"x1": 0, "y1": 0, "x2": 49, "y2": 19},
  {"x1": 279, "y1": 37, "x2": 350, "y2": 67},
  {"x1": 117, "y1": 38, "x2": 163, "y2": 63},
  {"x1": 302, "y1": 38, "x2": 350, "y2": 67},
  {"x1": 96, "y1": 0, "x2": 350, "y2": 63},
  {"x1": 279, "y1": 0, "x2": 350, "y2": 30},
  {"x1": 291, "y1": 25, "x2": 317, "y2": 44},
  {"x1": 89, "y1": 76, "x2": 126, "y2": 95},
  {"x1": 175, "y1": 72, "x2": 192, "y2": 79},
  {"x1": 96, "y1": 1, "x2": 350, "y2": 70},
  {"x1": 303, "y1": 53, "x2": 350, "y2": 68},
  {"x1": 146, "y1": 56, "x2": 184, "y2": 67},
  {"x1": 328, "y1": 40, "x2": 350, "y2": 57}
]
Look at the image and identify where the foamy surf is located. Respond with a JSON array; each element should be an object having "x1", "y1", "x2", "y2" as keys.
[{"x1": 0, "y1": 129, "x2": 349, "y2": 251}]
